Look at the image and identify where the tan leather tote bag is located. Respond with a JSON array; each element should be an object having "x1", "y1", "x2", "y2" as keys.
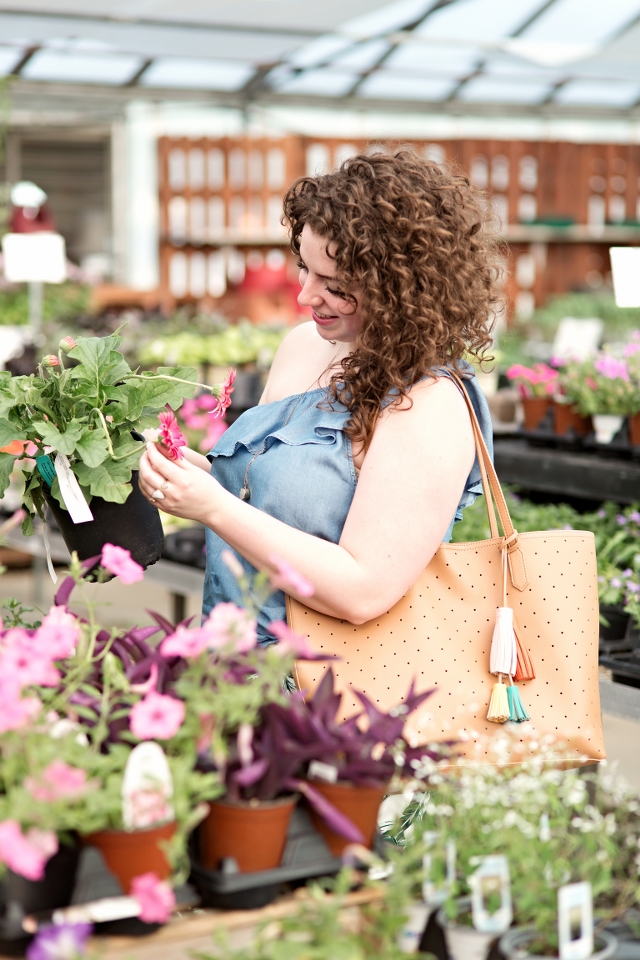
[{"x1": 289, "y1": 379, "x2": 605, "y2": 765}]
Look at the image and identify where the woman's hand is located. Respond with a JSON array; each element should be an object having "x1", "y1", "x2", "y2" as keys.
[{"x1": 138, "y1": 441, "x2": 223, "y2": 523}]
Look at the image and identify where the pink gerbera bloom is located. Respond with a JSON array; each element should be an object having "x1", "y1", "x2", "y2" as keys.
[
  {"x1": 158, "y1": 410, "x2": 186, "y2": 460},
  {"x1": 130, "y1": 691, "x2": 185, "y2": 741},
  {"x1": 131, "y1": 872, "x2": 176, "y2": 924},
  {"x1": 213, "y1": 369, "x2": 236, "y2": 419}
]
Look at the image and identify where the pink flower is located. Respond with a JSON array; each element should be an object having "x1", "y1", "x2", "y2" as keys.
[
  {"x1": 25, "y1": 761, "x2": 90, "y2": 803},
  {"x1": 131, "y1": 872, "x2": 175, "y2": 924},
  {"x1": 35, "y1": 606, "x2": 80, "y2": 659},
  {"x1": 594, "y1": 355, "x2": 629, "y2": 381},
  {"x1": 158, "y1": 410, "x2": 186, "y2": 460},
  {"x1": 237, "y1": 722, "x2": 254, "y2": 767},
  {"x1": 0, "y1": 820, "x2": 58, "y2": 881},
  {"x1": 42, "y1": 355, "x2": 59, "y2": 368},
  {"x1": 160, "y1": 625, "x2": 209, "y2": 659},
  {"x1": 0, "y1": 691, "x2": 40, "y2": 733},
  {"x1": 199, "y1": 418, "x2": 228, "y2": 452},
  {"x1": 130, "y1": 691, "x2": 185, "y2": 740},
  {"x1": 269, "y1": 554, "x2": 314, "y2": 598},
  {"x1": 130, "y1": 663, "x2": 158, "y2": 694},
  {"x1": 101, "y1": 544, "x2": 144, "y2": 584},
  {"x1": 204, "y1": 602, "x2": 257, "y2": 652},
  {"x1": 59, "y1": 336, "x2": 76, "y2": 351},
  {"x1": 213, "y1": 369, "x2": 236, "y2": 419},
  {"x1": 0, "y1": 631, "x2": 60, "y2": 688},
  {"x1": 268, "y1": 620, "x2": 317, "y2": 659}
]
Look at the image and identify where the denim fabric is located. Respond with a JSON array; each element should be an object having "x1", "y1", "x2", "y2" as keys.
[{"x1": 203, "y1": 368, "x2": 493, "y2": 642}]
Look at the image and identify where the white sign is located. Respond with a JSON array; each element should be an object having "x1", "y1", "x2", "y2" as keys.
[
  {"x1": 610, "y1": 247, "x2": 640, "y2": 308},
  {"x1": 552, "y1": 318, "x2": 603, "y2": 363},
  {"x1": 558, "y1": 882, "x2": 593, "y2": 960},
  {"x1": 2, "y1": 232, "x2": 67, "y2": 284},
  {"x1": 122, "y1": 742, "x2": 175, "y2": 830}
]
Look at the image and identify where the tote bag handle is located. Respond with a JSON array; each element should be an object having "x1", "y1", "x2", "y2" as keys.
[{"x1": 449, "y1": 369, "x2": 528, "y2": 591}]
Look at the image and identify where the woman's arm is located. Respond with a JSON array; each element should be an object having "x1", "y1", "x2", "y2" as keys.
[{"x1": 138, "y1": 376, "x2": 475, "y2": 624}]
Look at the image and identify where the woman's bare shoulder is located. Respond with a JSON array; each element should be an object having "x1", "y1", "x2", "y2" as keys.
[{"x1": 260, "y1": 322, "x2": 330, "y2": 403}]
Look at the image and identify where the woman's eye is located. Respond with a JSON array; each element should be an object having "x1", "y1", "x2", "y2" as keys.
[
  {"x1": 296, "y1": 260, "x2": 307, "y2": 271},
  {"x1": 326, "y1": 286, "x2": 344, "y2": 298}
]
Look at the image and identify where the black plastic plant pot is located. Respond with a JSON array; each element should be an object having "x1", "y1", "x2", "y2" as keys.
[
  {"x1": 0, "y1": 841, "x2": 80, "y2": 954},
  {"x1": 44, "y1": 471, "x2": 164, "y2": 571}
]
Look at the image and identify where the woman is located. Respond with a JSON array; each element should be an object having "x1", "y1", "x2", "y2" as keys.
[{"x1": 139, "y1": 150, "x2": 498, "y2": 642}]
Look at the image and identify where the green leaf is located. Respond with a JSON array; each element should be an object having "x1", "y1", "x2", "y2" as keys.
[
  {"x1": 67, "y1": 336, "x2": 131, "y2": 389},
  {"x1": 75, "y1": 427, "x2": 110, "y2": 468},
  {"x1": 0, "y1": 452, "x2": 16, "y2": 498},
  {"x1": 73, "y1": 459, "x2": 132, "y2": 503},
  {"x1": 0, "y1": 418, "x2": 27, "y2": 446},
  {"x1": 32, "y1": 420, "x2": 83, "y2": 456}
]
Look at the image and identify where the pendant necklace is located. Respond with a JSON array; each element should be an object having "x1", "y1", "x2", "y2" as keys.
[{"x1": 239, "y1": 347, "x2": 343, "y2": 502}]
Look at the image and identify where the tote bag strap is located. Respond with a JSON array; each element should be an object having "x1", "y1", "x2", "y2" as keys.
[{"x1": 448, "y1": 368, "x2": 529, "y2": 591}]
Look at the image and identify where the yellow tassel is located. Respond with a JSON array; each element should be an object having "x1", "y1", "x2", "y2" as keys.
[{"x1": 487, "y1": 679, "x2": 510, "y2": 723}]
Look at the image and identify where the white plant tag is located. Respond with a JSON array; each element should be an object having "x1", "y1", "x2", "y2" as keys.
[
  {"x1": 558, "y1": 882, "x2": 593, "y2": 960},
  {"x1": 54, "y1": 454, "x2": 93, "y2": 524},
  {"x1": 308, "y1": 760, "x2": 338, "y2": 783},
  {"x1": 422, "y1": 832, "x2": 456, "y2": 906},
  {"x1": 397, "y1": 900, "x2": 430, "y2": 954},
  {"x1": 122, "y1": 742, "x2": 174, "y2": 830},
  {"x1": 470, "y1": 855, "x2": 512, "y2": 934}
]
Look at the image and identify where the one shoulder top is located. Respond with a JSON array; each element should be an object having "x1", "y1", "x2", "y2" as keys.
[{"x1": 204, "y1": 366, "x2": 493, "y2": 642}]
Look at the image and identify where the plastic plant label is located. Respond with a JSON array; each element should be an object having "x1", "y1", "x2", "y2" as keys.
[
  {"x1": 308, "y1": 760, "x2": 338, "y2": 783},
  {"x1": 54, "y1": 453, "x2": 93, "y2": 524},
  {"x1": 422, "y1": 831, "x2": 456, "y2": 906},
  {"x1": 36, "y1": 455, "x2": 56, "y2": 486},
  {"x1": 1, "y1": 232, "x2": 67, "y2": 284},
  {"x1": 470, "y1": 855, "x2": 512, "y2": 934},
  {"x1": 122, "y1": 742, "x2": 174, "y2": 830},
  {"x1": 558, "y1": 882, "x2": 593, "y2": 960},
  {"x1": 610, "y1": 247, "x2": 640, "y2": 308}
]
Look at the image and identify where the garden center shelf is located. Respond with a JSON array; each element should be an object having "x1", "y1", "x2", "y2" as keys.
[{"x1": 494, "y1": 439, "x2": 640, "y2": 505}]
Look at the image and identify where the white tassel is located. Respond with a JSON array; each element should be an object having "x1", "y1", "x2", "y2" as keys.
[{"x1": 490, "y1": 607, "x2": 517, "y2": 676}]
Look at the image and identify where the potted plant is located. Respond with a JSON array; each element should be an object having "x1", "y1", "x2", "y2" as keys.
[
  {"x1": 0, "y1": 333, "x2": 233, "y2": 567},
  {"x1": 552, "y1": 365, "x2": 592, "y2": 438},
  {"x1": 561, "y1": 354, "x2": 639, "y2": 444},
  {"x1": 505, "y1": 364, "x2": 558, "y2": 430}
]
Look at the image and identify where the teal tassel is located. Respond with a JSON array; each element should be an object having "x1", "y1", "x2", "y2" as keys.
[{"x1": 507, "y1": 684, "x2": 530, "y2": 723}]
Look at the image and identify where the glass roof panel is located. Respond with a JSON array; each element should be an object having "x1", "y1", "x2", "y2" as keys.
[
  {"x1": 0, "y1": 46, "x2": 22, "y2": 76},
  {"x1": 358, "y1": 72, "x2": 456, "y2": 99},
  {"x1": 22, "y1": 50, "x2": 142, "y2": 84},
  {"x1": 332, "y1": 38, "x2": 390, "y2": 70},
  {"x1": 482, "y1": 56, "x2": 565, "y2": 81},
  {"x1": 415, "y1": 0, "x2": 548, "y2": 42},
  {"x1": 341, "y1": 0, "x2": 432, "y2": 38},
  {"x1": 141, "y1": 58, "x2": 254, "y2": 91},
  {"x1": 273, "y1": 68, "x2": 359, "y2": 96},
  {"x1": 554, "y1": 79, "x2": 640, "y2": 106},
  {"x1": 385, "y1": 41, "x2": 480, "y2": 75},
  {"x1": 458, "y1": 75, "x2": 552, "y2": 103},
  {"x1": 521, "y1": 0, "x2": 640, "y2": 45},
  {"x1": 288, "y1": 34, "x2": 352, "y2": 68}
]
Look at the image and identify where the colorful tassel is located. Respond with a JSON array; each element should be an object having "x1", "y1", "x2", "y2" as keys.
[
  {"x1": 487, "y1": 679, "x2": 510, "y2": 723},
  {"x1": 513, "y1": 619, "x2": 535, "y2": 681},
  {"x1": 507, "y1": 684, "x2": 530, "y2": 723},
  {"x1": 490, "y1": 607, "x2": 517, "y2": 676}
]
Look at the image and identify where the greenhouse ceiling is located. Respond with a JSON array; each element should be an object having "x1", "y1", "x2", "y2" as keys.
[{"x1": 2, "y1": 0, "x2": 640, "y2": 119}]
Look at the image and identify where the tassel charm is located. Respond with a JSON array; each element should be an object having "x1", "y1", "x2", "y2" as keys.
[
  {"x1": 487, "y1": 678, "x2": 510, "y2": 723},
  {"x1": 513, "y1": 617, "x2": 535, "y2": 681},
  {"x1": 490, "y1": 607, "x2": 517, "y2": 676},
  {"x1": 507, "y1": 684, "x2": 530, "y2": 723}
]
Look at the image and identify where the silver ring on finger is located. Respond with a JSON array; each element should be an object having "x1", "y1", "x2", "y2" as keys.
[{"x1": 160, "y1": 480, "x2": 169, "y2": 491}]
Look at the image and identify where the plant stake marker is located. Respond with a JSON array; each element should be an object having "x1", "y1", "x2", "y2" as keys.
[
  {"x1": 422, "y1": 831, "x2": 456, "y2": 906},
  {"x1": 558, "y1": 882, "x2": 593, "y2": 960},
  {"x1": 122, "y1": 742, "x2": 174, "y2": 830},
  {"x1": 470, "y1": 855, "x2": 512, "y2": 935}
]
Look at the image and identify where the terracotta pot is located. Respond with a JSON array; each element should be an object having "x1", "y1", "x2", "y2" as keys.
[
  {"x1": 629, "y1": 413, "x2": 640, "y2": 446},
  {"x1": 553, "y1": 402, "x2": 591, "y2": 437},
  {"x1": 521, "y1": 397, "x2": 551, "y2": 430},
  {"x1": 82, "y1": 821, "x2": 176, "y2": 893},
  {"x1": 199, "y1": 797, "x2": 296, "y2": 873},
  {"x1": 307, "y1": 781, "x2": 386, "y2": 857}
]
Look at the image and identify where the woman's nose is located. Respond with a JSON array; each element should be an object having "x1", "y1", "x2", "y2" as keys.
[{"x1": 298, "y1": 276, "x2": 324, "y2": 308}]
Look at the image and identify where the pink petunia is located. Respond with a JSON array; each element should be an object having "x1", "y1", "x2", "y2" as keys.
[
  {"x1": 268, "y1": 620, "x2": 317, "y2": 659},
  {"x1": 204, "y1": 602, "x2": 257, "y2": 653},
  {"x1": 101, "y1": 544, "x2": 144, "y2": 585},
  {"x1": 25, "y1": 760, "x2": 90, "y2": 803},
  {"x1": 160, "y1": 625, "x2": 210, "y2": 659},
  {"x1": 0, "y1": 820, "x2": 58, "y2": 881},
  {"x1": 130, "y1": 691, "x2": 185, "y2": 741},
  {"x1": 157, "y1": 410, "x2": 186, "y2": 460},
  {"x1": 212, "y1": 369, "x2": 236, "y2": 419},
  {"x1": 269, "y1": 554, "x2": 315, "y2": 598},
  {"x1": 35, "y1": 606, "x2": 80, "y2": 660},
  {"x1": 594, "y1": 355, "x2": 629, "y2": 381},
  {"x1": 0, "y1": 632, "x2": 60, "y2": 688},
  {"x1": 0, "y1": 691, "x2": 40, "y2": 733},
  {"x1": 131, "y1": 872, "x2": 176, "y2": 924}
]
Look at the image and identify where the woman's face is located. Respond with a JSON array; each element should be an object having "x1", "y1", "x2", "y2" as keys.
[{"x1": 297, "y1": 225, "x2": 363, "y2": 346}]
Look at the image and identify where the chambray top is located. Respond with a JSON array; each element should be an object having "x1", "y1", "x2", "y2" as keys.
[{"x1": 203, "y1": 367, "x2": 493, "y2": 642}]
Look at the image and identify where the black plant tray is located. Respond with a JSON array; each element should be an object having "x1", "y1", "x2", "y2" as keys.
[
  {"x1": 162, "y1": 524, "x2": 207, "y2": 569},
  {"x1": 189, "y1": 807, "x2": 343, "y2": 910}
]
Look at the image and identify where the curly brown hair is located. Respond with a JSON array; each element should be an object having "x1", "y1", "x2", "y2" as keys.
[{"x1": 283, "y1": 148, "x2": 501, "y2": 451}]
